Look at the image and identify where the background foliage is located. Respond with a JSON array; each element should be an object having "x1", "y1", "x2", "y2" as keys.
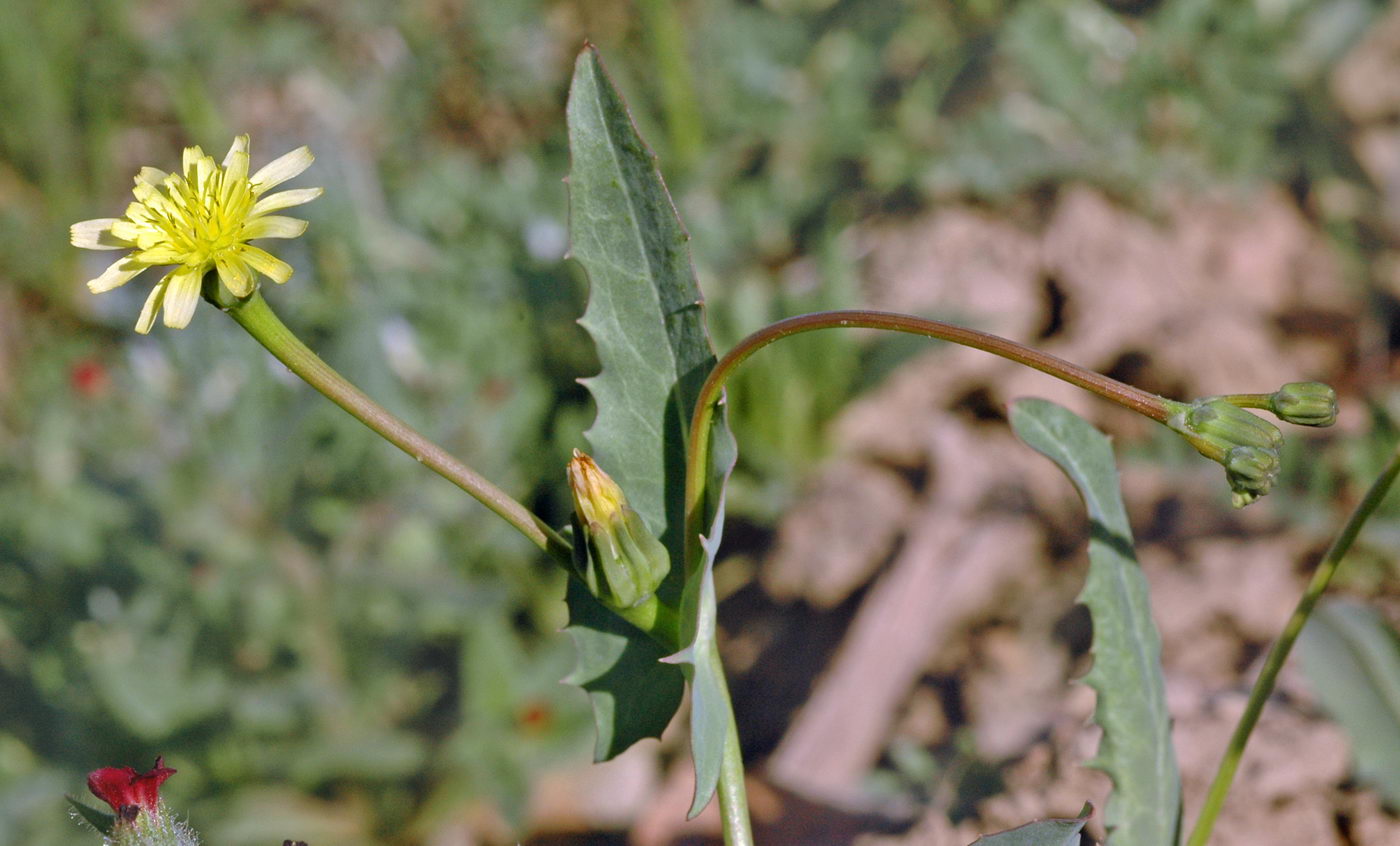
[{"x1": 1, "y1": 0, "x2": 1397, "y2": 843}]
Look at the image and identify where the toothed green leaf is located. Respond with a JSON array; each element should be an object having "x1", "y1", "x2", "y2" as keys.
[
  {"x1": 1011, "y1": 399, "x2": 1180, "y2": 846},
  {"x1": 562, "y1": 44, "x2": 726, "y2": 759},
  {"x1": 563, "y1": 577, "x2": 684, "y2": 761}
]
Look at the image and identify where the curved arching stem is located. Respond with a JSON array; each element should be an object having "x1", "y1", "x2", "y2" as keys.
[{"x1": 683, "y1": 309, "x2": 1172, "y2": 576}]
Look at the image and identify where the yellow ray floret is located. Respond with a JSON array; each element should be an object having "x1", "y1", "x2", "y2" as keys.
[{"x1": 71, "y1": 135, "x2": 321, "y2": 333}]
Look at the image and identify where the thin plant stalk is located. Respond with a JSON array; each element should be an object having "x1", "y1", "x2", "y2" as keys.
[
  {"x1": 684, "y1": 309, "x2": 1173, "y2": 574},
  {"x1": 1184, "y1": 441, "x2": 1400, "y2": 846},
  {"x1": 222, "y1": 289, "x2": 569, "y2": 557},
  {"x1": 714, "y1": 651, "x2": 754, "y2": 846},
  {"x1": 219, "y1": 289, "x2": 682, "y2": 644}
]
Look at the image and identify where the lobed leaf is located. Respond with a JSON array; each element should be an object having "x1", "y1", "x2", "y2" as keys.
[
  {"x1": 562, "y1": 578, "x2": 685, "y2": 761},
  {"x1": 1010, "y1": 399, "x2": 1180, "y2": 846}
]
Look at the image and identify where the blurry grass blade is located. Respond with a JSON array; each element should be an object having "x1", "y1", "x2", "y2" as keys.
[
  {"x1": 638, "y1": 0, "x2": 704, "y2": 170},
  {"x1": 969, "y1": 802, "x2": 1093, "y2": 846},
  {"x1": 1010, "y1": 399, "x2": 1180, "y2": 846},
  {"x1": 564, "y1": 44, "x2": 724, "y2": 759},
  {"x1": 663, "y1": 420, "x2": 739, "y2": 817},
  {"x1": 1298, "y1": 598, "x2": 1400, "y2": 804},
  {"x1": 563, "y1": 578, "x2": 685, "y2": 761}
]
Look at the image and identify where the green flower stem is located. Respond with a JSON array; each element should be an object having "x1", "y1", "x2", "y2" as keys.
[
  {"x1": 684, "y1": 309, "x2": 1173, "y2": 575},
  {"x1": 222, "y1": 290, "x2": 571, "y2": 562},
  {"x1": 681, "y1": 309, "x2": 1170, "y2": 846},
  {"x1": 1184, "y1": 441, "x2": 1400, "y2": 846},
  {"x1": 1214, "y1": 393, "x2": 1273, "y2": 410},
  {"x1": 220, "y1": 289, "x2": 681, "y2": 649},
  {"x1": 714, "y1": 647, "x2": 753, "y2": 846}
]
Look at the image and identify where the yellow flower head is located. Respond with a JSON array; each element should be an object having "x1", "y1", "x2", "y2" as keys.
[{"x1": 71, "y1": 135, "x2": 321, "y2": 333}]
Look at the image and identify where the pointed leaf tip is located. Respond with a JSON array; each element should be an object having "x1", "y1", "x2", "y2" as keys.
[
  {"x1": 969, "y1": 803, "x2": 1093, "y2": 846},
  {"x1": 66, "y1": 796, "x2": 116, "y2": 836}
]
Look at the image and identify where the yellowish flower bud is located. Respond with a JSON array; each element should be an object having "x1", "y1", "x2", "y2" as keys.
[
  {"x1": 567, "y1": 450, "x2": 670, "y2": 609},
  {"x1": 568, "y1": 449, "x2": 627, "y2": 527}
]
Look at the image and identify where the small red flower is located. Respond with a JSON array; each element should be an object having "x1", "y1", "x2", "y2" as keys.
[
  {"x1": 69, "y1": 357, "x2": 110, "y2": 398},
  {"x1": 87, "y1": 757, "x2": 176, "y2": 817}
]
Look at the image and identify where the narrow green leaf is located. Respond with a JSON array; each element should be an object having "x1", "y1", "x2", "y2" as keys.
[
  {"x1": 562, "y1": 44, "x2": 725, "y2": 759},
  {"x1": 1010, "y1": 399, "x2": 1180, "y2": 846},
  {"x1": 663, "y1": 421, "x2": 739, "y2": 817},
  {"x1": 66, "y1": 795, "x2": 115, "y2": 835},
  {"x1": 1298, "y1": 598, "x2": 1400, "y2": 804},
  {"x1": 970, "y1": 803, "x2": 1093, "y2": 846}
]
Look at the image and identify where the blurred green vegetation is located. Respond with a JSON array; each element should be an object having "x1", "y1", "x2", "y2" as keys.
[{"x1": 0, "y1": 0, "x2": 1394, "y2": 843}]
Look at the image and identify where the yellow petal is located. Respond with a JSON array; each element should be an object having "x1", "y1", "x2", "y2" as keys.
[
  {"x1": 138, "y1": 166, "x2": 168, "y2": 185},
  {"x1": 132, "y1": 183, "x2": 155, "y2": 204},
  {"x1": 250, "y1": 187, "x2": 322, "y2": 217},
  {"x1": 250, "y1": 146, "x2": 314, "y2": 194},
  {"x1": 87, "y1": 255, "x2": 148, "y2": 293},
  {"x1": 182, "y1": 145, "x2": 206, "y2": 180},
  {"x1": 133, "y1": 228, "x2": 167, "y2": 251},
  {"x1": 222, "y1": 134, "x2": 250, "y2": 168},
  {"x1": 215, "y1": 252, "x2": 254, "y2": 297},
  {"x1": 220, "y1": 151, "x2": 251, "y2": 208},
  {"x1": 241, "y1": 245, "x2": 293, "y2": 284},
  {"x1": 195, "y1": 154, "x2": 215, "y2": 192},
  {"x1": 161, "y1": 266, "x2": 202, "y2": 329},
  {"x1": 109, "y1": 219, "x2": 144, "y2": 243},
  {"x1": 135, "y1": 273, "x2": 170, "y2": 334},
  {"x1": 134, "y1": 244, "x2": 183, "y2": 265},
  {"x1": 227, "y1": 151, "x2": 250, "y2": 184},
  {"x1": 70, "y1": 218, "x2": 130, "y2": 250},
  {"x1": 242, "y1": 215, "x2": 308, "y2": 239}
]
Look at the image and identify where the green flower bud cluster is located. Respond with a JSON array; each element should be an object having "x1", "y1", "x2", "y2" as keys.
[
  {"x1": 567, "y1": 450, "x2": 670, "y2": 610},
  {"x1": 1166, "y1": 381, "x2": 1337, "y2": 508},
  {"x1": 1168, "y1": 399, "x2": 1283, "y2": 508}
]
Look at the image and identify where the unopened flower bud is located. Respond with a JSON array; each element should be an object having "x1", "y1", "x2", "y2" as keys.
[
  {"x1": 1184, "y1": 399, "x2": 1283, "y2": 451},
  {"x1": 1224, "y1": 445, "x2": 1280, "y2": 508},
  {"x1": 1168, "y1": 398, "x2": 1285, "y2": 507},
  {"x1": 567, "y1": 450, "x2": 670, "y2": 610},
  {"x1": 1268, "y1": 381, "x2": 1337, "y2": 427}
]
